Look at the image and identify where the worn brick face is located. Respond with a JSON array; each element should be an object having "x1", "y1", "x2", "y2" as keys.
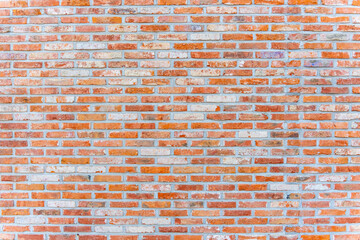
[{"x1": 0, "y1": 0, "x2": 359, "y2": 239}]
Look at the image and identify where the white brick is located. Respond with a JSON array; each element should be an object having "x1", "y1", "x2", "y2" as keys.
[
  {"x1": 158, "y1": 51, "x2": 188, "y2": 59},
  {"x1": 109, "y1": 78, "x2": 137, "y2": 85},
  {"x1": 190, "y1": 33, "x2": 221, "y2": 41},
  {"x1": 207, "y1": 6, "x2": 237, "y2": 14},
  {"x1": 239, "y1": 131, "x2": 268, "y2": 138},
  {"x1": 320, "y1": 33, "x2": 348, "y2": 41},
  {"x1": 175, "y1": 78, "x2": 205, "y2": 85},
  {"x1": 223, "y1": 157, "x2": 251, "y2": 165},
  {"x1": 349, "y1": 69, "x2": 359, "y2": 76},
  {"x1": 350, "y1": 225, "x2": 360, "y2": 232},
  {"x1": 95, "y1": 226, "x2": 123, "y2": 232},
  {"x1": 14, "y1": 114, "x2": 43, "y2": 121},
  {"x1": 352, "y1": 140, "x2": 360, "y2": 146},
  {"x1": 0, "y1": 105, "x2": 27, "y2": 112},
  {"x1": 30, "y1": 175, "x2": 60, "y2": 182},
  {"x1": 319, "y1": 105, "x2": 349, "y2": 112},
  {"x1": 45, "y1": 43, "x2": 73, "y2": 51},
  {"x1": 9, "y1": 26, "x2": 25, "y2": 33},
  {"x1": 125, "y1": 69, "x2": 154, "y2": 77},
  {"x1": 239, "y1": 7, "x2": 269, "y2": 14},
  {"x1": 270, "y1": 184, "x2": 299, "y2": 191},
  {"x1": 45, "y1": 96, "x2": 75, "y2": 103},
  {"x1": 94, "y1": 209, "x2": 123, "y2": 216},
  {"x1": 29, "y1": 52, "x2": 57, "y2": 60},
  {"x1": 46, "y1": 78, "x2": 73, "y2": 85},
  {"x1": 44, "y1": 26, "x2": 74, "y2": 33},
  {"x1": 46, "y1": 166, "x2": 75, "y2": 173},
  {"x1": 335, "y1": 148, "x2": 360, "y2": 155},
  {"x1": 335, "y1": 113, "x2": 360, "y2": 120},
  {"x1": 206, "y1": 95, "x2": 236, "y2": 103},
  {"x1": 334, "y1": 200, "x2": 360, "y2": 207},
  {"x1": 61, "y1": 70, "x2": 89, "y2": 77},
  {"x1": 141, "y1": 184, "x2": 171, "y2": 191},
  {"x1": 93, "y1": 52, "x2": 123, "y2": 59},
  {"x1": 207, "y1": 236, "x2": 236, "y2": 240},
  {"x1": 15, "y1": 166, "x2": 44, "y2": 173},
  {"x1": 207, "y1": 24, "x2": 237, "y2": 32},
  {"x1": 141, "y1": 148, "x2": 170, "y2": 156},
  {"x1": 142, "y1": 218, "x2": 171, "y2": 225},
  {"x1": 48, "y1": 201, "x2": 76, "y2": 208},
  {"x1": 353, "y1": 16, "x2": 360, "y2": 23},
  {"x1": 125, "y1": 34, "x2": 154, "y2": 41},
  {"x1": 190, "y1": 105, "x2": 219, "y2": 112},
  {"x1": 238, "y1": 149, "x2": 267, "y2": 156},
  {"x1": 0, "y1": 234, "x2": 14, "y2": 240},
  {"x1": 76, "y1": 43, "x2": 107, "y2": 50},
  {"x1": 304, "y1": 184, "x2": 330, "y2": 191},
  {"x1": 319, "y1": 175, "x2": 347, "y2": 182},
  {"x1": 126, "y1": 226, "x2": 155, "y2": 233},
  {"x1": 158, "y1": 157, "x2": 187, "y2": 165},
  {"x1": 93, "y1": 157, "x2": 123, "y2": 164},
  {"x1": 140, "y1": 60, "x2": 170, "y2": 68},
  {"x1": 139, "y1": 7, "x2": 170, "y2": 14},
  {"x1": 174, "y1": 113, "x2": 204, "y2": 120},
  {"x1": 255, "y1": 69, "x2": 284, "y2": 76},
  {"x1": 77, "y1": 166, "x2": 106, "y2": 173},
  {"x1": 61, "y1": 52, "x2": 83, "y2": 59},
  {"x1": 45, "y1": 8, "x2": 74, "y2": 15},
  {"x1": 269, "y1": 236, "x2": 297, "y2": 240},
  {"x1": 16, "y1": 217, "x2": 46, "y2": 224},
  {"x1": 109, "y1": 113, "x2": 138, "y2": 121}
]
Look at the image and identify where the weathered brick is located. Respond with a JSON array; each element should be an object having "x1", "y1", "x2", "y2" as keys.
[{"x1": 0, "y1": 1, "x2": 358, "y2": 239}]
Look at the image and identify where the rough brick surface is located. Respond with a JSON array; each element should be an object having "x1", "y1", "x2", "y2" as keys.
[{"x1": 0, "y1": 0, "x2": 360, "y2": 239}]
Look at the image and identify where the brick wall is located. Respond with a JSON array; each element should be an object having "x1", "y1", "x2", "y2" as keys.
[{"x1": 0, "y1": 0, "x2": 359, "y2": 239}]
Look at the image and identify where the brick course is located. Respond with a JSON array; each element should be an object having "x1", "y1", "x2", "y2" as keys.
[{"x1": 0, "y1": 0, "x2": 360, "y2": 239}]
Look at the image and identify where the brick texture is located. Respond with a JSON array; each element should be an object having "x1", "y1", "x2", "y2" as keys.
[{"x1": 1, "y1": 0, "x2": 360, "y2": 239}]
